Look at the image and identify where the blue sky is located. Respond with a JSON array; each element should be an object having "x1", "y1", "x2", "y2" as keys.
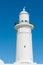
[{"x1": 0, "y1": 0, "x2": 43, "y2": 64}]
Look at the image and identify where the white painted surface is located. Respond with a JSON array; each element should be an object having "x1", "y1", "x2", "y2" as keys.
[
  {"x1": 16, "y1": 26, "x2": 33, "y2": 62},
  {"x1": 19, "y1": 8, "x2": 29, "y2": 23}
]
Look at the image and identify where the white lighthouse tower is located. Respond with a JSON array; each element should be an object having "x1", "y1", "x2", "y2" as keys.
[
  {"x1": 0, "y1": 7, "x2": 40, "y2": 65},
  {"x1": 0, "y1": 7, "x2": 41, "y2": 65},
  {"x1": 15, "y1": 7, "x2": 34, "y2": 64}
]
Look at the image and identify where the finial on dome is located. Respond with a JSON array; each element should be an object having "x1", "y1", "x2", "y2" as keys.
[{"x1": 23, "y1": 7, "x2": 26, "y2": 11}]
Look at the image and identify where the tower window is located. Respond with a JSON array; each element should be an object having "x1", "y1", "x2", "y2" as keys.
[
  {"x1": 25, "y1": 20, "x2": 27, "y2": 22},
  {"x1": 24, "y1": 45, "x2": 26, "y2": 48},
  {"x1": 21, "y1": 20, "x2": 23, "y2": 22}
]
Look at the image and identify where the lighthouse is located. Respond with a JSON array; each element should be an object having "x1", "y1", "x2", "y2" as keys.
[
  {"x1": 15, "y1": 7, "x2": 34, "y2": 64},
  {"x1": 0, "y1": 7, "x2": 40, "y2": 65}
]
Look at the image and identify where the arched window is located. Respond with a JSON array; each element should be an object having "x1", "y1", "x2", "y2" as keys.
[
  {"x1": 21, "y1": 20, "x2": 23, "y2": 22},
  {"x1": 25, "y1": 20, "x2": 27, "y2": 22},
  {"x1": 24, "y1": 45, "x2": 26, "y2": 48}
]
